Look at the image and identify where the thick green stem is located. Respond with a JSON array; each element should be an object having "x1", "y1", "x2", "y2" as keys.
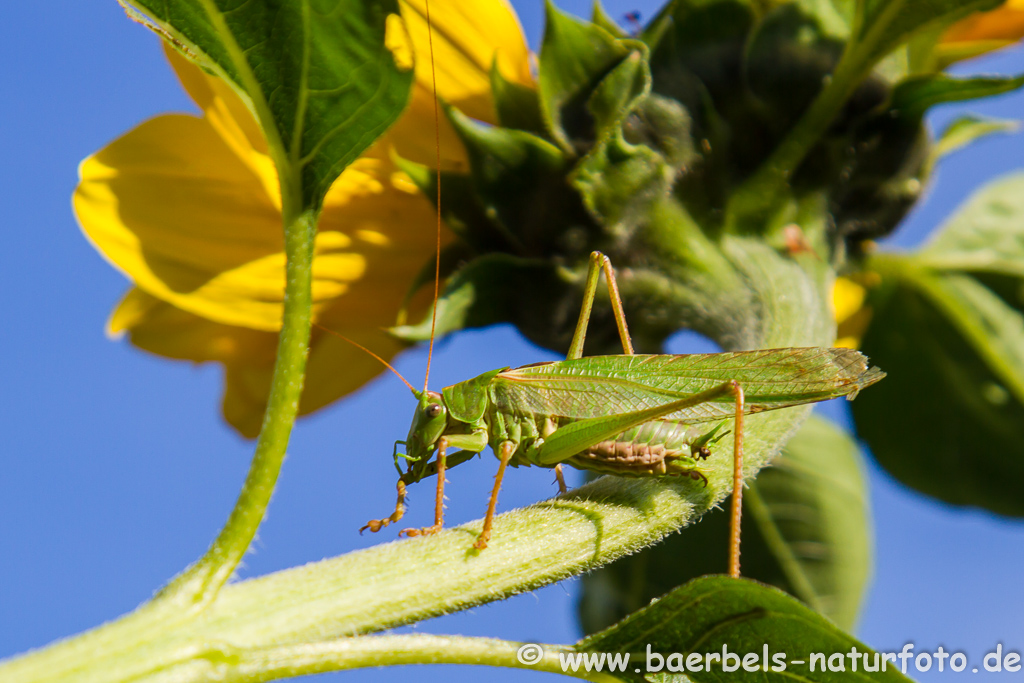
[
  {"x1": 155, "y1": 635, "x2": 618, "y2": 683},
  {"x1": 158, "y1": 191, "x2": 316, "y2": 608},
  {"x1": 0, "y1": 472, "x2": 771, "y2": 683}
]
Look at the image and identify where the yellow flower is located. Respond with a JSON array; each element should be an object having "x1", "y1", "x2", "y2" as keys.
[
  {"x1": 833, "y1": 276, "x2": 873, "y2": 349},
  {"x1": 936, "y1": 0, "x2": 1024, "y2": 66},
  {"x1": 74, "y1": 0, "x2": 532, "y2": 437}
]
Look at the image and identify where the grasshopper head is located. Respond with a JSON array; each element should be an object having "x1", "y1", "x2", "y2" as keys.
[{"x1": 402, "y1": 389, "x2": 448, "y2": 466}]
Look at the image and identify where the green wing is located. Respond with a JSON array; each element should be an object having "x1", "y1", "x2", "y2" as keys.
[{"x1": 492, "y1": 347, "x2": 884, "y2": 424}]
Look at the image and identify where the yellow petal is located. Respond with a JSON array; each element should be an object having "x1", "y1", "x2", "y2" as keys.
[
  {"x1": 832, "y1": 277, "x2": 872, "y2": 350},
  {"x1": 301, "y1": 180, "x2": 442, "y2": 417},
  {"x1": 389, "y1": 0, "x2": 534, "y2": 170},
  {"x1": 833, "y1": 277, "x2": 866, "y2": 324},
  {"x1": 162, "y1": 43, "x2": 280, "y2": 203},
  {"x1": 301, "y1": 315, "x2": 409, "y2": 419},
  {"x1": 385, "y1": 12, "x2": 416, "y2": 72},
  {"x1": 108, "y1": 288, "x2": 276, "y2": 365},
  {"x1": 110, "y1": 289, "x2": 277, "y2": 437},
  {"x1": 75, "y1": 112, "x2": 438, "y2": 332},
  {"x1": 937, "y1": 1, "x2": 1024, "y2": 64},
  {"x1": 110, "y1": 288, "x2": 417, "y2": 437},
  {"x1": 75, "y1": 114, "x2": 289, "y2": 330},
  {"x1": 401, "y1": 0, "x2": 531, "y2": 110}
]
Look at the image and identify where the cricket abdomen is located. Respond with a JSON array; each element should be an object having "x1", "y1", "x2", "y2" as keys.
[{"x1": 562, "y1": 420, "x2": 708, "y2": 478}]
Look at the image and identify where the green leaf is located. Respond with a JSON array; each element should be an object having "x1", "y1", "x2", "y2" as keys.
[
  {"x1": 854, "y1": 259, "x2": 1024, "y2": 516},
  {"x1": 852, "y1": 0, "x2": 1003, "y2": 69},
  {"x1": 745, "y1": 415, "x2": 871, "y2": 629},
  {"x1": 638, "y1": 0, "x2": 675, "y2": 47},
  {"x1": 931, "y1": 116, "x2": 1020, "y2": 165},
  {"x1": 917, "y1": 172, "x2": 1024, "y2": 278},
  {"x1": 120, "y1": 0, "x2": 413, "y2": 210},
  {"x1": 853, "y1": 173, "x2": 1024, "y2": 518},
  {"x1": 585, "y1": 49, "x2": 651, "y2": 139},
  {"x1": 395, "y1": 159, "x2": 510, "y2": 252},
  {"x1": 853, "y1": 176, "x2": 1024, "y2": 517},
  {"x1": 578, "y1": 576, "x2": 911, "y2": 683},
  {"x1": 539, "y1": 0, "x2": 633, "y2": 152},
  {"x1": 890, "y1": 74, "x2": 1024, "y2": 120},
  {"x1": 578, "y1": 416, "x2": 871, "y2": 635}
]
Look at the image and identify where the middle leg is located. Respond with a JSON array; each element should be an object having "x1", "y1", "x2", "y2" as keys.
[{"x1": 474, "y1": 440, "x2": 515, "y2": 550}]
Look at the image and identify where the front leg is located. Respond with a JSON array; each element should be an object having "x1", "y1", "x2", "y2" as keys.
[
  {"x1": 360, "y1": 479, "x2": 408, "y2": 534},
  {"x1": 400, "y1": 439, "x2": 448, "y2": 538}
]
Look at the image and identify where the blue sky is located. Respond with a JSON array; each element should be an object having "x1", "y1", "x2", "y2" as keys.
[{"x1": 1, "y1": 2, "x2": 1023, "y2": 682}]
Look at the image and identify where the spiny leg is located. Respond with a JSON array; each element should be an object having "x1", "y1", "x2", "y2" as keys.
[
  {"x1": 475, "y1": 440, "x2": 515, "y2": 550},
  {"x1": 554, "y1": 464, "x2": 567, "y2": 494},
  {"x1": 727, "y1": 381, "x2": 745, "y2": 579},
  {"x1": 567, "y1": 251, "x2": 635, "y2": 360},
  {"x1": 400, "y1": 439, "x2": 448, "y2": 538},
  {"x1": 360, "y1": 479, "x2": 408, "y2": 534}
]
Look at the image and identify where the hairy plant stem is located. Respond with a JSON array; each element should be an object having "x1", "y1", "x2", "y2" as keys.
[
  {"x1": 158, "y1": 180, "x2": 316, "y2": 609},
  {"x1": 149, "y1": 635, "x2": 620, "y2": 683}
]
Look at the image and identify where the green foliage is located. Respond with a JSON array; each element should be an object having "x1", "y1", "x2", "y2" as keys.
[
  {"x1": 490, "y1": 60, "x2": 546, "y2": 133},
  {"x1": 853, "y1": 0, "x2": 1003, "y2": 68},
  {"x1": 891, "y1": 74, "x2": 1024, "y2": 119},
  {"x1": 539, "y1": 1, "x2": 640, "y2": 152},
  {"x1": 119, "y1": 0, "x2": 413, "y2": 209},
  {"x1": 853, "y1": 175, "x2": 1024, "y2": 516},
  {"x1": 931, "y1": 115, "x2": 1020, "y2": 166},
  {"x1": 579, "y1": 576, "x2": 912, "y2": 683}
]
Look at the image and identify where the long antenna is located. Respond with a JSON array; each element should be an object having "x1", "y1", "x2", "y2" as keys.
[
  {"x1": 422, "y1": 0, "x2": 441, "y2": 393},
  {"x1": 312, "y1": 323, "x2": 416, "y2": 392}
]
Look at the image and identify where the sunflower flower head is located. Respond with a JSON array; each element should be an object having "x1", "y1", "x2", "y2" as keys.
[{"x1": 74, "y1": 0, "x2": 532, "y2": 437}]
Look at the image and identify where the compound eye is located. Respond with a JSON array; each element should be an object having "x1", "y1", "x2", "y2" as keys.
[{"x1": 426, "y1": 403, "x2": 443, "y2": 418}]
